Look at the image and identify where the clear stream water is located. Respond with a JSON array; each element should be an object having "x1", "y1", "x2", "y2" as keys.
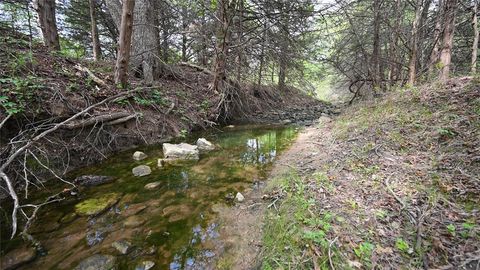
[{"x1": 1, "y1": 124, "x2": 298, "y2": 270}]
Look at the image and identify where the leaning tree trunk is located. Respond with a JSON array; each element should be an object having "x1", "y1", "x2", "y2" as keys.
[
  {"x1": 439, "y1": 0, "x2": 458, "y2": 81},
  {"x1": 429, "y1": 0, "x2": 444, "y2": 75},
  {"x1": 33, "y1": 0, "x2": 60, "y2": 51},
  {"x1": 472, "y1": 0, "x2": 479, "y2": 73},
  {"x1": 89, "y1": 0, "x2": 102, "y2": 61},
  {"x1": 114, "y1": 0, "x2": 135, "y2": 88}
]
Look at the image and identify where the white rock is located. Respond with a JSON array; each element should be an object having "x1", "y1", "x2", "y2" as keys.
[
  {"x1": 163, "y1": 143, "x2": 199, "y2": 160},
  {"x1": 135, "y1": 261, "x2": 155, "y2": 270},
  {"x1": 196, "y1": 138, "x2": 215, "y2": 151},
  {"x1": 235, "y1": 192, "x2": 245, "y2": 203},
  {"x1": 227, "y1": 125, "x2": 235, "y2": 128},
  {"x1": 132, "y1": 165, "x2": 151, "y2": 177},
  {"x1": 132, "y1": 151, "x2": 147, "y2": 161},
  {"x1": 157, "y1": 159, "x2": 164, "y2": 168},
  {"x1": 144, "y1": 182, "x2": 161, "y2": 190}
]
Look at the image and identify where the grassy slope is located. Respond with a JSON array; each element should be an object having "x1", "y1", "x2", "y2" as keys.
[{"x1": 261, "y1": 78, "x2": 480, "y2": 269}]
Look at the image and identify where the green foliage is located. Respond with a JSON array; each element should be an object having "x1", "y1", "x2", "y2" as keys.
[
  {"x1": 395, "y1": 238, "x2": 410, "y2": 254},
  {"x1": 0, "y1": 76, "x2": 43, "y2": 115},
  {"x1": 353, "y1": 242, "x2": 375, "y2": 262},
  {"x1": 133, "y1": 90, "x2": 168, "y2": 107},
  {"x1": 179, "y1": 129, "x2": 188, "y2": 138},
  {"x1": 446, "y1": 224, "x2": 456, "y2": 236}
]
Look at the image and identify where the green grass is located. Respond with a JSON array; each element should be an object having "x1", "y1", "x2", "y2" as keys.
[{"x1": 262, "y1": 171, "x2": 341, "y2": 270}]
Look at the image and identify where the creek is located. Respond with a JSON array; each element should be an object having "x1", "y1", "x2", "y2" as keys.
[{"x1": 1, "y1": 124, "x2": 299, "y2": 270}]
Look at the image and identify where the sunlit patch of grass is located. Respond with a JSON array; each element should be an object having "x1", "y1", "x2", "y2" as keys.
[{"x1": 261, "y1": 171, "x2": 342, "y2": 270}]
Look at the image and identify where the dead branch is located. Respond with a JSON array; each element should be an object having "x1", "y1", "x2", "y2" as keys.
[
  {"x1": 62, "y1": 112, "x2": 134, "y2": 129},
  {"x1": 179, "y1": 62, "x2": 214, "y2": 75},
  {"x1": 74, "y1": 64, "x2": 108, "y2": 88},
  {"x1": 0, "y1": 113, "x2": 12, "y2": 130},
  {"x1": 105, "y1": 113, "x2": 141, "y2": 126},
  {"x1": 0, "y1": 88, "x2": 142, "y2": 239}
]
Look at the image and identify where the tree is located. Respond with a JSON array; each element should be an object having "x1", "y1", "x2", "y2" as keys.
[
  {"x1": 33, "y1": 0, "x2": 60, "y2": 51},
  {"x1": 439, "y1": 0, "x2": 458, "y2": 81},
  {"x1": 114, "y1": 0, "x2": 135, "y2": 88},
  {"x1": 89, "y1": 0, "x2": 102, "y2": 61},
  {"x1": 472, "y1": 0, "x2": 478, "y2": 73}
]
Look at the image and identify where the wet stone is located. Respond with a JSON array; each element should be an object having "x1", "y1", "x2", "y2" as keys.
[
  {"x1": 111, "y1": 239, "x2": 132, "y2": 255},
  {"x1": 144, "y1": 181, "x2": 161, "y2": 190},
  {"x1": 132, "y1": 165, "x2": 152, "y2": 177},
  {"x1": 120, "y1": 203, "x2": 147, "y2": 217},
  {"x1": 135, "y1": 260, "x2": 155, "y2": 270},
  {"x1": 0, "y1": 246, "x2": 36, "y2": 270},
  {"x1": 74, "y1": 254, "x2": 116, "y2": 270},
  {"x1": 196, "y1": 138, "x2": 215, "y2": 151},
  {"x1": 74, "y1": 175, "x2": 114, "y2": 187},
  {"x1": 60, "y1": 212, "x2": 77, "y2": 224},
  {"x1": 75, "y1": 193, "x2": 121, "y2": 216},
  {"x1": 124, "y1": 216, "x2": 146, "y2": 228},
  {"x1": 133, "y1": 151, "x2": 148, "y2": 161},
  {"x1": 235, "y1": 192, "x2": 245, "y2": 203}
]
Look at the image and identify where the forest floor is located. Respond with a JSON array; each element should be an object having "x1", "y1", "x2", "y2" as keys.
[{"x1": 215, "y1": 77, "x2": 480, "y2": 269}]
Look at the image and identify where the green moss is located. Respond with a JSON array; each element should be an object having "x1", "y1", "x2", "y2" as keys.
[{"x1": 74, "y1": 192, "x2": 122, "y2": 216}]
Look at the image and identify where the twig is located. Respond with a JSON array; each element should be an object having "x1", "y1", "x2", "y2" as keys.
[
  {"x1": 0, "y1": 113, "x2": 12, "y2": 130},
  {"x1": 328, "y1": 236, "x2": 339, "y2": 270}
]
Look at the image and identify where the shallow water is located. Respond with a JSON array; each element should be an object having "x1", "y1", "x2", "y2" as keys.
[{"x1": 1, "y1": 125, "x2": 298, "y2": 269}]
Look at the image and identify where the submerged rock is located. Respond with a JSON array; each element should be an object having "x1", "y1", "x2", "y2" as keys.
[
  {"x1": 75, "y1": 193, "x2": 121, "y2": 216},
  {"x1": 112, "y1": 239, "x2": 132, "y2": 254},
  {"x1": 74, "y1": 175, "x2": 114, "y2": 187},
  {"x1": 60, "y1": 212, "x2": 78, "y2": 224},
  {"x1": 144, "y1": 181, "x2": 161, "y2": 190},
  {"x1": 196, "y1": 138, "x2": 215, "y2": 151},
  {"x1": 74, "y1": 254, "x2": 116, "y2": 270},
  {"x1": 163, "y1": 143, "x2": 199, "y2": 160},
  {"x1": 123, "y1": 216, "x2": 146, "y2": 228},
  {"x1": 235, "y1": 192, "x2": 245, "y2": 203},
  {"x1": 133, "y1": 151, "x2": 147, "y2": 161},
  {"x1": 135, "y1": 260, "x2": 155, "y2": 270},
  {"x1": 121, "y1": 203, "x2": 146, "y2": 217},
  {"x1": 1, "y1": 246, "x2": 36, "y2": 270},
  {"x1": 132, "y1": 165, "x2": 152, "y2": 177}
]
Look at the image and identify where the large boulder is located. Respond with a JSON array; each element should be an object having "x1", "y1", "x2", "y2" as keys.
[
  {"x1": 196, "y1": 138, "x2": 215, "y2": 151},
  {"x1": 1, "y1": 246, "x2": 36, "y2": 270},
  {"x1": 132, "y1": 165, "x2": 151, "y2": 177},
  {"x1": 163, "y1": 143, "x2": 199, "y2": 160},
  {"x1": 74, "y1": 254, "x2": 116, "y2": 270},
  {"x1": 74, "y1": 175, "x2": 114, "y2": 187},
  {"x1": 75, "y1": 193, "x2": 121, "y2": 216}
]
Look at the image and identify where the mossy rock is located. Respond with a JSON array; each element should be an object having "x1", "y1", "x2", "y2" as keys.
[{"x1": 75, "y1": 193, "x2": 122, "y2": 216}]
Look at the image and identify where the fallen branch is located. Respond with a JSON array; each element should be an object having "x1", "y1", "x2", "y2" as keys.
[
  {"x1": 179, "y1": 62, "x2": 213, "y2": 75},
  {"x1": 62, "y1": 112, "x2": 133, "y2": 129},
  {"x1": 105, "y1": 113, "x2": 141, "y2": 126},
  {"x1": 0, "y1": 88, "x2": 142, "y2": 238},
  {"x1": 74, "y1": 64, "x2": 108, "y2": 88}
]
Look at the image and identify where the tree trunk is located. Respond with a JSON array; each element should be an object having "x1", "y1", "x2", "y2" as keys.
[
  {"x1": 33, "y1": 0, "x2": 60, "y2": 51},
  {"x1": 408, "y1": 0, "x2": 423, "y2": 85},
  {"x1": 114, "y1": 0, "x2": 135, "y2": 88},
  {"x1": 89, "y1": 0, "x2": 102, "y2": 61},
  {"x1": 212, "y1": 0, "x2": 233, "y2": 92},
  {"x1": 429, "y1": 0, "x2": 444, "y2": 75},
  {"x1": 438, "y1": 0, "x2": 458, "y2": 81},
  {"x1": 235, "y1": 0, "x2": 244, "y2": 83},
  {"x1": 388, "y1": 0, "x2": 403, "y2": 86},
  {"x1": 371, "y1": 0, "x2": 382, "y2": 90},
  {"x1": 181, "y1": 5, "x2": 188, "y2": 62},
  {"x1": 472, "y1": 0, "x2": 479, "y2": 73}
]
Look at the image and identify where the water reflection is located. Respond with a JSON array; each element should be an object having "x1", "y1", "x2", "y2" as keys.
[{"x1": 1, "y1": 125, "x2": 298, "y2": 270}]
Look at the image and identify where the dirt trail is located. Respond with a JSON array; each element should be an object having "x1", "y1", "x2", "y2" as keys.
[{"x1": 214, "y1": 117, "x2": 335, "y2": 269}]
